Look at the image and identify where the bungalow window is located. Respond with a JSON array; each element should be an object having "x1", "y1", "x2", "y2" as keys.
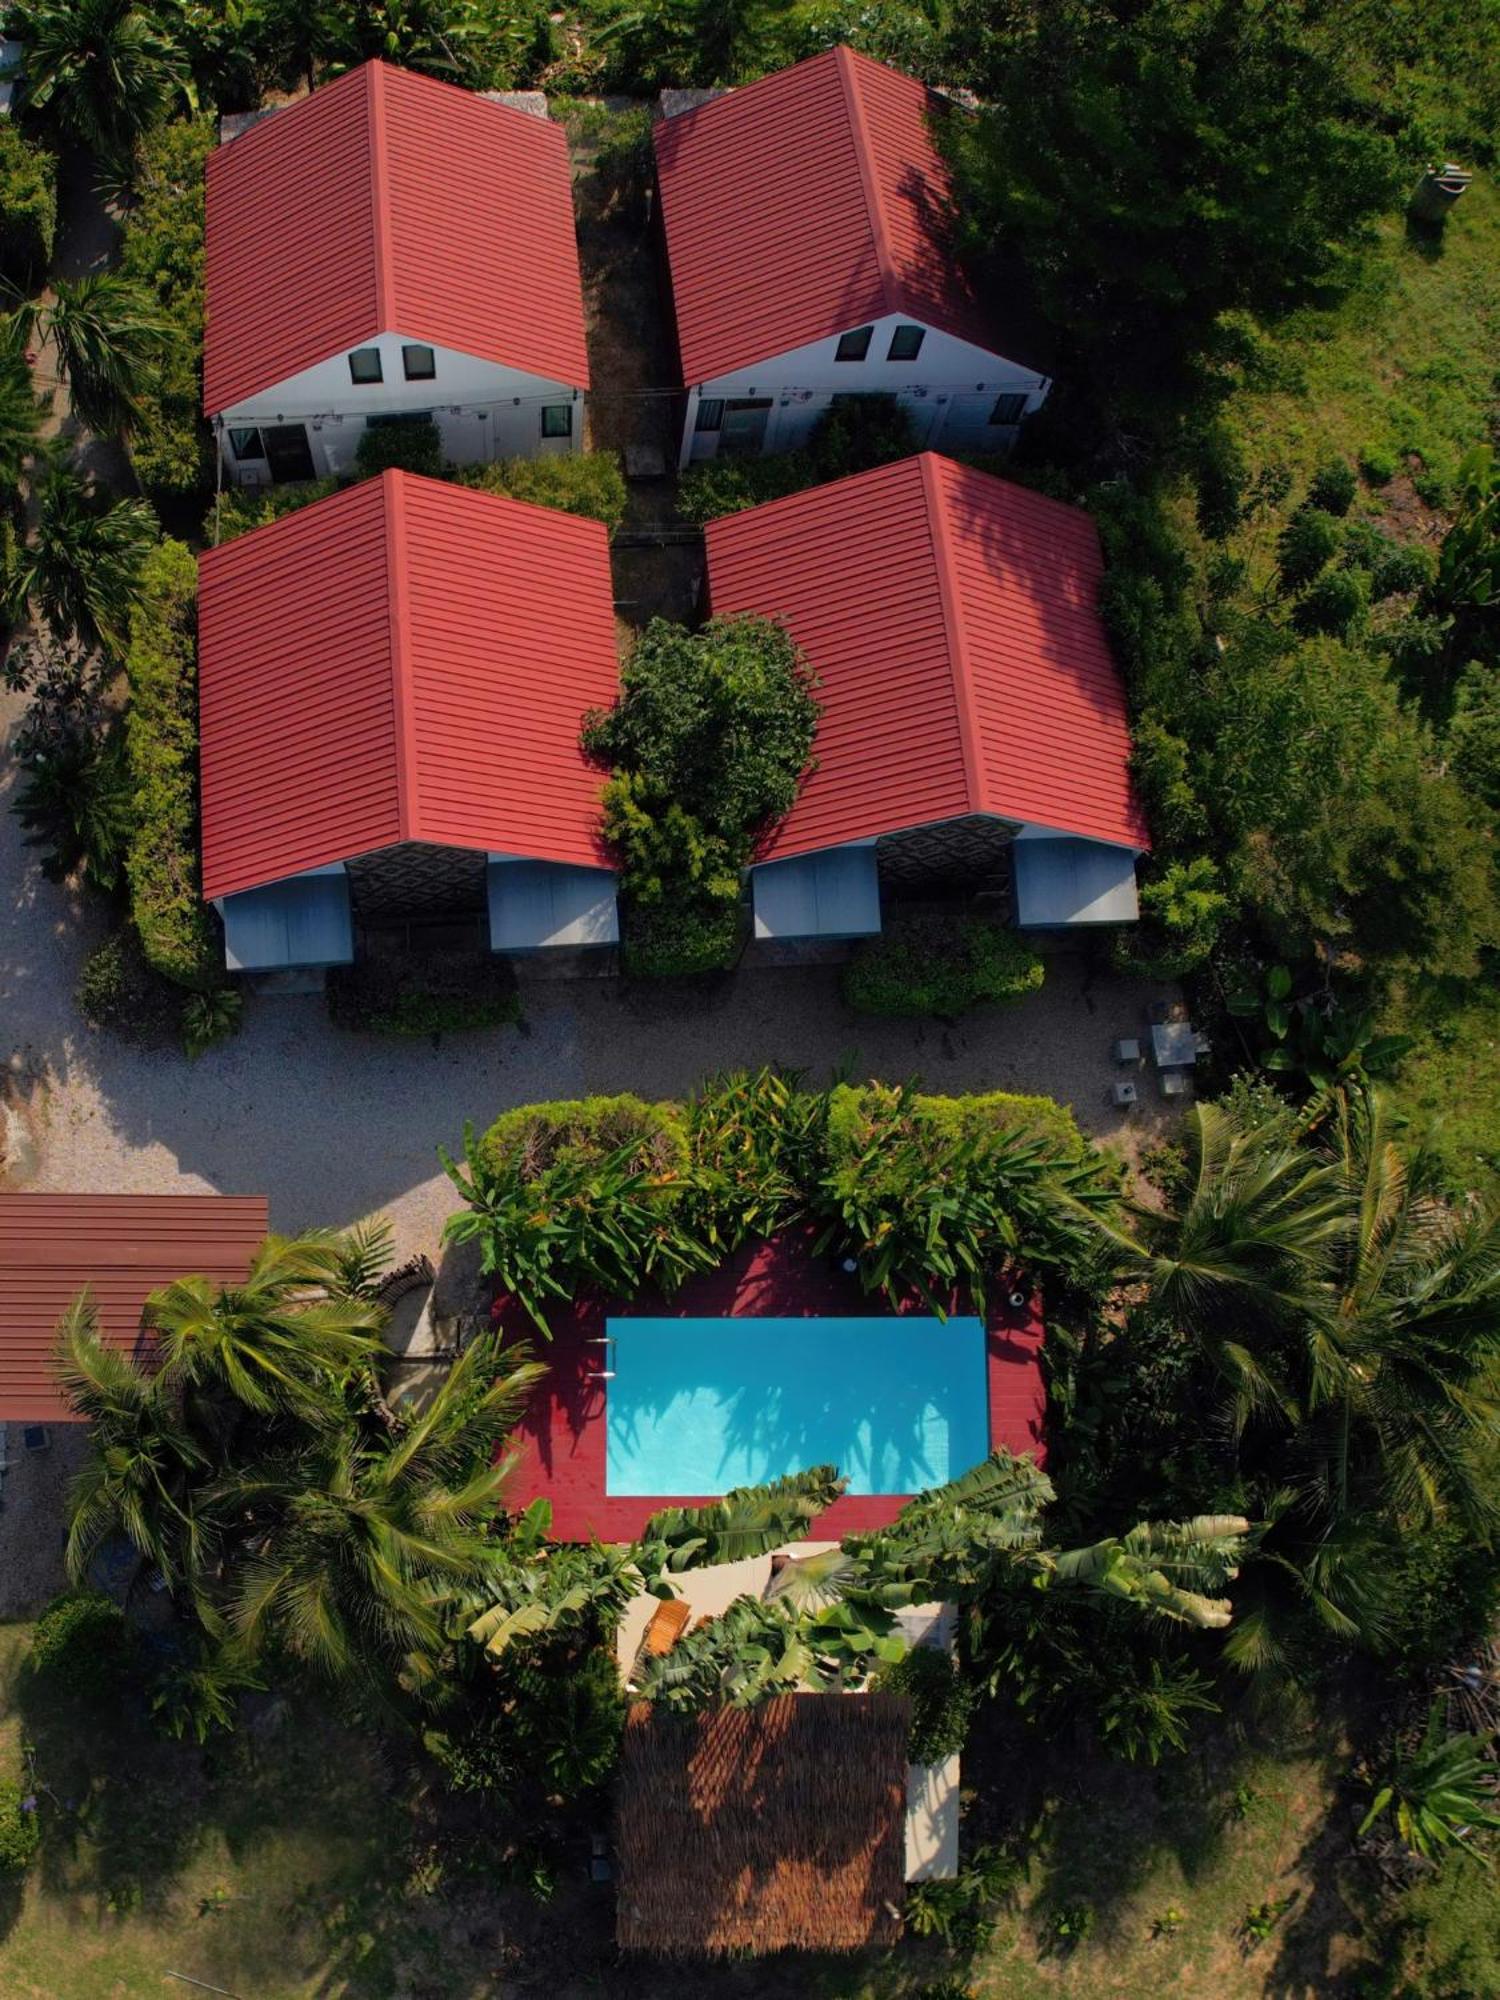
[
  {"x1": 228, "y1": 426, "x2": 265, "y2": 460},
  {"x1": 541, "y1": 403, "x2": 572, "y2": 439},
  {"x1": 887, "y1": 324, "x2": 924, "y2": 361},
  {"x1": 989, "y1": 392, "x2": 1028, "y2": 425},
  {"x1": 695, "y1": 397, "x2": 725, "y2": 432},
  {"x1": 402, "y1": 343, "x2": 436, "y2": 381},
  {"x1": 348, "y1": 347, "x2": 383, "y2": 384},
  {"x1": 367, "y1": 411, "x2": 432, "y2": 427},
  {"x1": 834, "y1": 325, "x2": 873, "y2": 362}
]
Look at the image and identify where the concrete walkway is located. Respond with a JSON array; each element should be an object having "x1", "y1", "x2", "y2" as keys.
[{"x1": 1, "y1": 697, "x2": 1180, "y2": 1263}]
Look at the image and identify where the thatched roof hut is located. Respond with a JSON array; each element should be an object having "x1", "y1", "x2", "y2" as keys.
[{"x1": 615, "y1": 1694, "x2": 909, "y2": 1956}]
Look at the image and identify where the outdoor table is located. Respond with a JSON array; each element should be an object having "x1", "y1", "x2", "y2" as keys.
[{"x1": 1151, "y1": 1021, "x2": 1199, "y2": 1068}]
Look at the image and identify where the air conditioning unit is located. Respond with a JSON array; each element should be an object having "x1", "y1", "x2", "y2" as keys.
[{"x1": 236, "y1": 465, "x2": 269, "y2": 489}]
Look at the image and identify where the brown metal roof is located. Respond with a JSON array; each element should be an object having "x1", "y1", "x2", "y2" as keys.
[
  {"x1": 0, "y1": 1194, "x2": 269, "y2": 1422},
  {"x1": 616, "y1": 1694, "x2": 908, "y2": 1956}
]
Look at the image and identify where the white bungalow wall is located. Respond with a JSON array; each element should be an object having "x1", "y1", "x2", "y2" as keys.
[
  {"x1": 679, "y1": 313, "x2": 1048, "y2": 468},
  {"x1": 215, "y1": 330, "x2": 585, "y2": 481}
]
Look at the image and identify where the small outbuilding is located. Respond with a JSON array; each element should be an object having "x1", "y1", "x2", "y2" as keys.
[
  {"x1": 0, "y1": 1194, "x2": 268, "y2": 1423},
  {"x1": 615, "y1": 1694, "x2": 910, "y2": 1955},
  {"x1": 197, "y1": 470, "x2": 621, "y2": 973},
  {"x1": 204, "y1": 60, "x2": 589, "y2": 484},
  {"x1": 654, "y1": 46, "x2": 1050, "y2": 468},
  {"x1": 703, "y1": 452, "x2": 1148, "y2": 940}
]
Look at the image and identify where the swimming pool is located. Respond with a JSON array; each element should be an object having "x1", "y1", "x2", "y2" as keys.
[{"x1": 604, "y1": 1315, "x2": 990, "y2": 1498}]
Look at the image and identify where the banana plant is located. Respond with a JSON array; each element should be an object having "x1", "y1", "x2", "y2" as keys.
[{"x1": 1359, "y1": 1702, "x2": 1500, "y2": 1860}]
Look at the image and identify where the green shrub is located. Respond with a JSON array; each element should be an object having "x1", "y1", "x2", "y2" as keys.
[
  {"x1": 1194, "y1": 423, "x2": 1247, "y2": 539},
  {"x1": 1306, "y1": 458, "x2": 1357, "y2": 516},
  {"x1": 806, "y1": 394, "x2": 918, "y2": 480},
  {"x1": 0, "y1": 121, "x2": 56, "y2": 288},
  {"x1": 904, "y1": 1089, "x2": 1089, "y2": 1161},
  {"x1": 481, "y1": 1095, "x2": 687, "y2": 1179},
  {"x1": 76, "y1": 927, "x2": 186, "y2": 1045},
  {"x1": 0, "y1": 1782, "x2": 40, "y2": 1874},
  {"x1": 585, "y1": 616, "x2": 817, "y2": 844},
  {"x1": 1276, "y1": 504, "x2": 1341, "y2": 593},
  {"x1": 876, "y1": 1644, "x2": 976, "y2": 1762},
  {"x1": 326, "y1": 952, "x2": 521, "y2": 1037},
  {"x1": 1341, "y1": 518, "x2": 1437, "y2": 599},
  {"x1": 353, "y1": 418, "x2": 443, "y2": 480},
  {"x1": 119, "y1": 118, "x2": 215, "y2": 498},
  {"x1": 1360, "y1": 443, "x2": 1398, "y2": 485},
  {"x1": 208, "y1": 478, "x2": 337, "y2": 545},
  {"x1": 181, "y1": 984, "x2": 243, "y2": 1058},
  {"x1": 677, "y1": 452, "x2": 810, "y2": 524},
  {"x1": 1293, "y1": 565, "x2": 1370, "y2": 636},
  {"x1": 124, "y1": 539, "x2": 221, "y2": 989},
  {"x1": 30, "y1": 1590, "x2": 128, "y2": 1697},
  {"x1": 677, "y1": 399, "x2": 918, "y2": 524},
  {"x1": 1114, "y1": 855, "x2": 1230, "y2": 978},
  {"x1": 1448, "y1": 662, "x2": 1500, "y2": 813},
  {"x1": 455, "y1": 452, "x2": 627, "y2": 532},
  {"x1": 621, "y1": 899, "x2": 743, "y2": 977},
  {"x1": 598, "y1": 771, "x2": 741, "y2": 905},
  {"x1": 842, "y1": 916, "x2": 1044, "y2": 1019}
]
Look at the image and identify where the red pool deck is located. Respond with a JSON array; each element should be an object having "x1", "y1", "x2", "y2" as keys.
[{"x1": 498, "y1": 1228, "x2": 1046, "y2": 1543}]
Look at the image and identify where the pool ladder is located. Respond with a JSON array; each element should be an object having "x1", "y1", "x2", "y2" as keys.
[{"x1": 584, "y1": 1334, "x2": 617, "y2": 1386}]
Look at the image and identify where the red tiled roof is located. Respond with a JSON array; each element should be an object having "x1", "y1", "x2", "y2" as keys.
[
  {"x1": 198, "y1": 471, "x2": 619, "y2": 899},
  {"x1": 204, "y1": 60, "x2": 588, "y2": 413},
  {"x1": 0, "y1": 1195, "x2": 268, "y2": 1422},
  {"x1": 705, "y1": 453, "x2": 1148, "y2": 855},
  {"x1": 653, "y1": 46, "x2": 1000, "y2": 384}
]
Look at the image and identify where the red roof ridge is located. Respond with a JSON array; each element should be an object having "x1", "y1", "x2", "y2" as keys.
[
  {"x1": 919, "y1": 452, "x2": 987, "y2": 814},
  {"x1": 366, "y1": 62, "x2": 396, "y2": 336},
  {"x1": 382, "y1": 470, "x2": 420, "y2": 841},
  {"x1": 834, "y1": 43, "x2": 905, "y2": 321}
]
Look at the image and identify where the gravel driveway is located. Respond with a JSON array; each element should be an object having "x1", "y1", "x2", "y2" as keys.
[{"x1": 2, "y1": 694, "x2": 1181, "y2": 1264}]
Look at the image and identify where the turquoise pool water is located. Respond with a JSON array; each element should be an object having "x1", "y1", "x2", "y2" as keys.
[{"x1": 604, "y1": 1315, "x2": 989, "y2": 1497}]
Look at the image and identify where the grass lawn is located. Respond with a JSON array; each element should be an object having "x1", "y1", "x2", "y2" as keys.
[
  {"x1": 0, "y1": 1615, "x2": 1377, "y2": 2000},
  {"x1": 1226, "y1": 171, "x2": 1500, "y2": 520},
  {"x1": 1384, "y1": 975, "x2": 1500, "y2": 1201}
]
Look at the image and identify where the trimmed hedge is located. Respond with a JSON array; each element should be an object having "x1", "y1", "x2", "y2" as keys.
[
  {"x1": 208, "y1": 478, "x2": 337, "y2": 545},
  {"x1": 123, "y1": 540, "x2": 219, "y2": 989},
  {"x1": 0, "y1": 121, "x2": 56, "y2": 288},
  {"x1": 842, "y1": 915, "x2": 1045, "y2": 1019},
  {"x1": 119, "y1": 118, "x2": 215, "y2": 499},
  {"x1": 621, "y1": 899, "x2": 743, "y2": 977},
  {"x1": 455, "y1": 452, "x2": 628, "y2": 533},
  {"x1": 480, "y1": 1095, "x2": 688, "y2": 1179},
  {"x1": 354, "y1": 418, "x2": 443, "y2": 480},
  {"x1": 826, "y1": 1082, "x2": 1087, "y2": 1164},
  {"x1": 29, "y1": 1590, "x2": 128, "y2": 1697}
]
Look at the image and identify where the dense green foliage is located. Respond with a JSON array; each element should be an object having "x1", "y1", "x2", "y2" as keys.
[
  {"x1": 325, "y1": 952, "x2": 521, "y2": 1037},
  {"x1": 28, "y1": 1590, "x2": 128, "y2": 1697},
  {"x1": 0, "y1": 121, "x2": 56, "y2": 288},
  {"x1": 9, "y1": 0, "x2": 186, "y2": 170},
  {"x1": 352, "y1": 416, "x2": 443, "y2": 480},
  {"x1": 678, "y1": 394, "x2": 920, "y2": 521},
  {"x1": 447, "y1": 1071, "x2": 1116, "y2": 1327},
  {"x1": 950, "y1": 0, "x2": 1402, "y2": 436},
  {"x1": 7, "y1": 452, "x2": 157, "y2": 658},
  {"x1": 117, "y1": 116, "x2": 215, "y2": 496},
  {"x1": 584, "y1": 615, "x2": 818, "y2": 974},
  {"x1": 876, "y1": 1642, "x2": 976, "y2": 1762},
  {"x1": 0, "y1": 1781, "x2": 40, "y2": 1875},
  {"x1": 455, "y1": 451, "x2": 628, "y2": 532},
  {"x1": 75, "y1": 924, "x2": 193, "y2": 1044},
  {"x1": 480, "y1": 1095, "x2": 687, "y2": 1178},
  {"x1": 123, "y1": 538, "x2": 219, "y2": 988},
  {"x1": 843, "y1": 914, "x2": 1045, "y2": 1018},
  {"x1": 209, "y1": 477, "x2": 338, "y2": 543}
]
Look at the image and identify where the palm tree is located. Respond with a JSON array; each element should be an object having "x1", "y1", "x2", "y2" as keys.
[
  {"x1": 6, "y1": 449, "x2": 157, "y2": 656},
  {"x1": 57, "y1": 1294, "x2": 216, "y2": 1603},
  {"x1": 217, "y1": 1333, "x2": 543, "y2": 1686},
  {"x1": 11, "y1": 0, "x2": 186, "y2": 171},
  {"x1": 9, "y1": 275, "x2": 173, "y2": 438},
  {"x1": 0, "y1": 341, "x2": 44, "y2": 490},
  {"x1": 10, "y1": 712, "x2": 134, "y2": 889},
  {"x1": 143, "y1": 1233, "x2": 391, "y2": 1420}
]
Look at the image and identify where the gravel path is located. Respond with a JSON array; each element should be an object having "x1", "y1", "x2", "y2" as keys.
[{"x1": 2, "y1": 689, "x2": 1179, "y2": 1263}]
